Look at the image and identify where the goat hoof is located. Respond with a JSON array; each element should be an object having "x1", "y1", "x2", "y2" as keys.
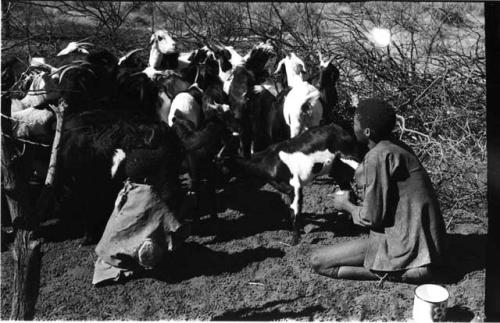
[{"x1": 290, "y1": 234, "x2": 300, "y2": 246}]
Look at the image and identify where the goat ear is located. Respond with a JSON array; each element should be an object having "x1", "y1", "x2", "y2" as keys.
[
  {"x1": 149, "y1": 34, "x2": 156, "y2": 45},
  {"x1": 317, "y1": 50, "x2": 324, "y2": 64},
  {"x1": 274, "y1": 59, "x2": 285, "y2": 75},
  {"x1": 145, "y1": 128, "x2": 156, "y2": 146}
]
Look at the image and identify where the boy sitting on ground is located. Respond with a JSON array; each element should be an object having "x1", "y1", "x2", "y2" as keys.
[{"x1": 310, "y1": 98, "x2": 446, "y2": 284}]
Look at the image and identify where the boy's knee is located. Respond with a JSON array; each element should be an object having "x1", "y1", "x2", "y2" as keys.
[
  {"x1": 310, "y1": 253, "x2": 340, "y2": 278},
  {"x1": 310, "y1": 252, "x2": 323, "y2": 272}
]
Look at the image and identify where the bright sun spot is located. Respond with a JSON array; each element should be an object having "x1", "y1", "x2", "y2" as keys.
[{"x1": 369, "y1": 27, "x2": 391, "y2": 47}]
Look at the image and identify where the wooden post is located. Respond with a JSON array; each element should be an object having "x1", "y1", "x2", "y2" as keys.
[
  {"x1": 1, "y1": 92, "x2": 41, "y2": 320},
  {"x1": 2, "y1": 83, "x2": 67, "y2": 319}
]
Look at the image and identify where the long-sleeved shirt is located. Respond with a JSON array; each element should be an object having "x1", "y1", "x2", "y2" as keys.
[{"x1": 351, "y1": 139, "x2": 446, "y2": 272}]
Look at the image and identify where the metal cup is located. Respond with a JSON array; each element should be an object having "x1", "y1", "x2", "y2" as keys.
[{"x1": 413, "y1": 284, "x2": 449, "y2": 322}]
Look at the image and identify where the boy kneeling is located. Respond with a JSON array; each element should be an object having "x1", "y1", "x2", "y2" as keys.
[{"x1": 310, "y1": 98, "x2": 446, "y2": 284}]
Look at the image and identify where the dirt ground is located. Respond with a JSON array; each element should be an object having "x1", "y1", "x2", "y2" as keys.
[{"x1": 1, "y1": 176, "x2": 486, "y2": 321}]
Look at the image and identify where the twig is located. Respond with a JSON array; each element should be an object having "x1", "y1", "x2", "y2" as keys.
[
  {"x1": 413, "y1": 70, "x2": 448, "y2": 105},
  {"x1": 0, "y1": 134, "x2": 51, "y2": 148},
  {"x1": 45, "y1": 101, "x2": 67, "y2": 185},
  {"x1": 248, "y1": 282, "x2": 265, "y2": 286},
  {"x1": 277, "y1": 241, "x2": 292, "y2": 247}
]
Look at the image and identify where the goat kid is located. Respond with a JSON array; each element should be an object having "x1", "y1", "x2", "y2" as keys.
[
  {"x1": 218, "y1": 123, "x2": 362, "y2": 245},
  {"x1": 274, "y1": 53, "x2": 323, "y2": 138}
]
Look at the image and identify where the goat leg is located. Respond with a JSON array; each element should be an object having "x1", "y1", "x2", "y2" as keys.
[
  {"x1": 289, "y1": 183, "x2": 303, "y2": 246},
  {"x1": 206, "y1": 176, "x2": 218, "y2": 220}
]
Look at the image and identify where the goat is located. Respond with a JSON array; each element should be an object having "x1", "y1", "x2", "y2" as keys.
[
  {"x1": 218, "y1": 123, "x2": 363, "y2": 245},
  {"x1": 115, "y1": 69, "x2": 160, "y2": 114},
  {"x1": 228, "y1": 42, "x2": 277, "y2": 158},
  {"x1": 178, "y1": 48, "x2": 230, "y2": 119},
  {"x1": 166, "y1": 83, "x2": 204, "y2": 127},
  {"x1": 198, "y1": 52, "x2": 230, "y2": 116},
  {"x1": 274, "y1": 52, "x2": 307, "y2": 88},
  {"x1": 11, "y1": 67, "x2": 61, "y2": 112},
  {"x1": 148, "y1": 29, "x2": 178, "y2": 70},
  {"x1": 56, "y1": 53, "x2": 119, "y2": 113},
  {"x1": 180, "y1": 46, "x2": 214, "y2": 84},
  {"x1": 315, "y1": 51, "x2": 340, "y2": 125},
  {"x1": 162, "y1": 50, "x2": 226, "y2": 128},
  {"x1": 171, "y1": 105, "x2": 241, "y2": 223},
  {"x1": 212, "y1": 44, "x2": 245, "y2": 94},
  {"x1": 23, "y1": 48, "x2": 121, "y2": 114},
  {"x1": 274, "y1": 53, "x2": 323, "y2": 138}
]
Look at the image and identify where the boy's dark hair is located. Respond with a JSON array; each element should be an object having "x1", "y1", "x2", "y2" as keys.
[{"x1": 355, "y1": 98, "x2": 396, "y2": 141}]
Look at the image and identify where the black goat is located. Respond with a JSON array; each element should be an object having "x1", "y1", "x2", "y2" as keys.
[
  {"x1": 228, "y1": 42, "x2": 276, "y2": 158},
  {"x1": 218, "y1": 123, "x2": 363, "y2": 245},
  {"x1": 171, "y1": 107, "x2": 240, "y2": 222},
  {"x1": 315, "y1": 55, "x2": 340, "y2": 125}
]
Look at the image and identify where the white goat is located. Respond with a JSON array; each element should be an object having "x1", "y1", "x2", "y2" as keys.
[
  {"x1": 166, "y1": 84, "x2": 204, "y2": 128},
  {"x1": 11, "y1": 107, "x2": 55, "y2": 140},
  {"x1": 276, "y1": 53, "x2": 323, "y2": 138},
  {"x1": 12, "y1": 71, "x2": 61, "y2": 112},
  {"x1": 274, "y1": 53, "x2": 307, "y2": 88},
  {"x1": 148, "y1": 29, "x2": 177, "y2": 69}
]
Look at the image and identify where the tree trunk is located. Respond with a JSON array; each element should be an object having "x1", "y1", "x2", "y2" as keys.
[{"x1": 1, "y1": 93, "x2": 42, "y2": 320}]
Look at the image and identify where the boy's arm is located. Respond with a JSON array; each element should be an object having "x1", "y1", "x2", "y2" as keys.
[
  {"x1": 333, "y1": 194, "x2": 377, "y2": 228},
  {"x1": 334, "y1": 150, "x2": 396, "y2": 229}
]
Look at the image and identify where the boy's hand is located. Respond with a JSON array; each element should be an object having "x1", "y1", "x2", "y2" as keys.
[{"x1": 332, "y1": 190, "x2": 351, "y2": 212}]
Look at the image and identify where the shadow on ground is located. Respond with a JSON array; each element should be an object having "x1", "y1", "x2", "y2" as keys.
[
  {"x1": 190, "y1": 179, "x2": 364, "y2": 243},
  {"x1": 212, "y1": 297, "x2": 325, "y2": 321},
  {"x1": 142, "y1": 242, "x2": 285, "y2": 283},
  {"x1": 438, "y1": 233, "x2": 486, "y2": 284},
  {"x1": 445, "y1": 305, "x2": 475, "y2": 322}
]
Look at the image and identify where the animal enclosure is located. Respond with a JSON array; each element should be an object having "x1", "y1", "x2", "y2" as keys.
[{"x1": 1, "y1": 1, "x2": 486, "y2": 321}]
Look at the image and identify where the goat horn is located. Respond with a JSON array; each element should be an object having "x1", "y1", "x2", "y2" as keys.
[
  {"x1": 118, "y1": 48, "x2": 144, "y2": 65},
  {"x1": 49, "y1": 64, "x2": 72, "y2": 76},
  {"x1": 130, "y1": 71, "x2": 144, "y2": 77},
  {"x1": 216, "y1": 144, "x2": 227, "y2": 160},
  {"x1": 124, "y1": 48, "x2": 143, "y2": 57},
  {"x1": 317, "y1": 50, "x2": 324, "y2": 64},
  {"x1": 189, "y1": 83, "x2": 204, "y2": 93},
  {"x1": 76, "y1": 42, "x2": 94, "y2": 47},
  {"x1": 194, "y1": 65, "x2": 200, "y2": 84},
  {"x1": 77, "y1": 36, "x2": 93, "y2": 43},
  {"x1": 59, "y1": 64, "x2": 95, "y2": 83}
]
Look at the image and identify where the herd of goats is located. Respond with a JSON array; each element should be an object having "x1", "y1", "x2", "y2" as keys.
[{"x1": 1, "y1": 29, "x2": 367, "y2": 250}]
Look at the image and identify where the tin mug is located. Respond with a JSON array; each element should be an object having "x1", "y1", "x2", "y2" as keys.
[{"x1": 412, "y1": 284, "x2": 449, "y2": 322}]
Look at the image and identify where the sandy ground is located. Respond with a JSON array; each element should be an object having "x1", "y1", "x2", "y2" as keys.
[{"x1": 1, "y1": 176, "x2": 486, "y2": 321}]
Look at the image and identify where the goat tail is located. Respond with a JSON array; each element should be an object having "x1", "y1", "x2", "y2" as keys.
[{"x1": 111, "y1": 149, "x2": 126, "y2": 178}]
